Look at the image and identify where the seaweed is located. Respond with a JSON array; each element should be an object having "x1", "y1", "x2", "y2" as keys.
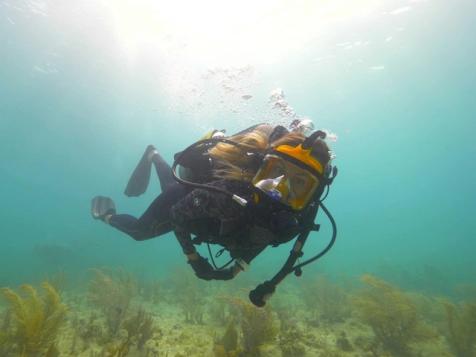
[
  {"x1": 171, "y1": 268, "x2": 206, "y2": 324},
  {"x1": 444, "y1": 301, "x2": 476, "y2": 357},
  {"x1": 70, "y1": 311, "x2": 106, "y2": 352},
  {"x1": 278, "y1": 319, "x2": 307, "y2": 357},
  {"x1": 0, "y1": 329, "x2": 14, "y2": 356},
  {"x1": 209, "y1": 295, "x2": 232, "y2": 326},
  {"x1": 229, "y1": 297, "x2": 277, "y2": 356},
  {"x1": 301, "y1": 275, "x2": 350, "y2": 325},
  {"x1": 43, "y1": 269, "x2": 68, "y2": 296},
  {"x1": 0, "y1": 309, "x2": 14, "y2": 356},
  {"x1": 408, "y1": 292, "x2": 447, "y2": 333},
  {"x1": 270, "y1": 287, "x2": 300, "y2": 329},
  {"x1": 214, "y1": 344, "x2": 238, "y2": 357},
  {"x1": 335, "y1": 331, "x2": 353, "y2": 352},
  {"x1": 139, "y1": 279, "x2": 161, "y2": 304},
  {"x1": 0, "y1": 281, "x2": 67, "y2": 356},
  {"x1": 101, "y1": 308, "x2": 157, "y2": 356},
  {"x1": 214, "y1": 319, "x2": 240, "y2": 357},
  {"x1": 88, "y1": 268, "x2": 138, "y2": 337},
  {"x1": 354, "y1": 274, "x2": 436, "y2": 356},
  {"x1": 103, "y1": 338, "x2": 131, "y2": 357},
  {"x1": 122, "y1": 308, "x2": 156, "y2": 350}
]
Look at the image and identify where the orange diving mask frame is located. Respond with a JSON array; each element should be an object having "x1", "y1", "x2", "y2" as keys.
[{"x1": 252, "y1": 144, "x2": 324, "y2": 211}]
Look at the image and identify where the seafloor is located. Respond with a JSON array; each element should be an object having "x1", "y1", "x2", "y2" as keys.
[{"x1": 0, "y1": 266, "x2": 475, "y2": 357}]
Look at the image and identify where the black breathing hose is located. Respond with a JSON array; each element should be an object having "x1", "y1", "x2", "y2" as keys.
[
  {"x1": 249, "y1": 200, "x2": 337, "y2": 307},
  {"x1": 292, "y1": 202, "x2": 336, "y2": 271}
]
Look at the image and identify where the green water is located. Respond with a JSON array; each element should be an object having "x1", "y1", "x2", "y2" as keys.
[{"x1": 1, "y1": 0, "x2": 475, "y2": 356}]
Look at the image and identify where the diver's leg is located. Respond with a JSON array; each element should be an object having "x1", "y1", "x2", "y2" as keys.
[
  {"x1": 124, "y1": 145, "x2": 176, "y2": 196},
  {"x1": 150, "y1": 151, "x2": 176, "y2": 192},
  {"x1": 108, "y1": 183, "x2": 190, "y2": 241}
]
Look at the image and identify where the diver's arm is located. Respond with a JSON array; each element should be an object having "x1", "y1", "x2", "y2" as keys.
[
  {"x1": 173, "y1": 228, "x2": 237, "y2": 281},
  {"x1": 209, "y1": 262, "x2": 241, "y2": 280},
  {"x1": 188, "y1": 253, "x2": 238, "y2": 281},
  {"x1": 198, "y1": 245, "x2": 268, "y2": 280},
  {"x1": 173, "y1": 227, "x2": 196, "y2": 255},
  {"x1": 209, "y1": 246, "x2": 267, "y2": 280},
  {"x1": 212, "y1": 245, "x2": 267, "y2": 280},
  {"x1": 232, "y1": 245, "x2": 267, "y2": 267},
  {"x1": 173, "y1": 228, "x2": 213, "y2": 280}
]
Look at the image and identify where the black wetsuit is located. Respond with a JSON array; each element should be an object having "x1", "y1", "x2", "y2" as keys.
[
  {"x1": 109, "y1": 163, "x2": 287, "y2": 265},
  {"x1": 109, "y1": 151, "x2": 189, "y2": 240},
  {"x1": 109, "y1": 124, "x2": 304, "y2": 267}
]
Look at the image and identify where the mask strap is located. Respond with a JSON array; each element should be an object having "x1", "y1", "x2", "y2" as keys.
[{"x1": 302, "y1": 130, "x2": 326, "y2": 149}]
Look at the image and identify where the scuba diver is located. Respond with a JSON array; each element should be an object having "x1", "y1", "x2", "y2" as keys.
[{"x1": 91, "y1": 119, "x2": 338, "y2": 306}]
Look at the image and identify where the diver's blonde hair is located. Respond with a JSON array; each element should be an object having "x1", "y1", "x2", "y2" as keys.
[
  {"x1": 208, "y1": 125, "x2": 270, "y2": 181},
  {"x1": 209, "y1": 125, "x2": 331, "y2": 181}
]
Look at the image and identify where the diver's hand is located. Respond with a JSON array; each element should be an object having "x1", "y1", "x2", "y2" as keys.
[
  {"x1": 211, "y1": 268, "x2": 234, "y2": 281},
  {"x1": 188, "y1": 256, "x2": 215, "y2": 281},
  {"x1": 188, "y1": 254, "x2": 236, "y2": 281}
]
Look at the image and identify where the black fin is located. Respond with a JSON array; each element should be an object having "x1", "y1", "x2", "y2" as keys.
[
  {"x1": 124, "y1": 145, "x2": 155, "y2": 197},
  {"x1": 91, "y1": 196, "x2": 116, "y2": 220}
]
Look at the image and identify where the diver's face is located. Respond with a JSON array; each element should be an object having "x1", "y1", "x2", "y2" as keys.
[
  {"x1": 288, "y1": 173, "x2": 312, "y2": 199},
  {"x1": 253, "y1": 155, "x2": 320, "y2": 210},
  {"x1": 274, "y1": 169, "x2": 314, "y2": 201}
]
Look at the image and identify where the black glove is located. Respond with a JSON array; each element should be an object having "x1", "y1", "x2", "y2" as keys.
[
  {"x1": 211, "y1": 268, "x2": 234, "y2": 281},
  {"x1": 188, "y1": 256, "x2": 215, "y2": 280}
]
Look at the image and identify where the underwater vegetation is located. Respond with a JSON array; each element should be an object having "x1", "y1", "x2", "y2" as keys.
[
  {"x1": 0, "y1": 281, "x2": 67, "y2": 356},
  {"x1": 407, "y1": 292, "x2": 448, "y2": 334},
  {"x1": 88, "y1": 268, "x2": 138, "y2": 336},
  {"x1": 444, "y1": 301, "x2": 476, "y2": 357},
  {"x1": 68, "y1": 268, "x2": 160, "y2": 356},
  {"x1": 277, "y1": 317, "x2": 307, "y2": 357},
  {"x1": 354, "y1": 274, "x2": 436, "y2": 356},
  {"x1": 208, "y1": 295, "x2": 232, "y2": 326},
  {"x1": 214, "y1": 319, "x2": 240, "y2": 356},
  {"x1": 228, "y1": 297, "x2": 278, "y2": 356},
  {"x1": 212, "y1": 292, "x2": 327, "y2": 357},
  {"x1": 123, "y1": 308, "x2": 156, "y2": 350},
  {"x1": 300, "y1": 275, "x2": 351, "y2": 326},
  {"x1": 44, "y1": 269, "x2": 68, "y2": 295},
  {"x1": 139, "y1": 279, "x2": 162, "y2": 305},
  {"x1": 2, "y1": 264, "x2": 475, "y2": 356},
  {"x1": 101, "y1": 308, "x2": 157, "y2": 357},
  {"x1": 168, "y1": 268, "x2": 206, "y2": 324}
]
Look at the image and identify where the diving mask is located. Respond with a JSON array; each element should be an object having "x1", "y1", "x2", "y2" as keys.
[{"x1": 252, "y1": 150, "x2": 322, "y2": 210}]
